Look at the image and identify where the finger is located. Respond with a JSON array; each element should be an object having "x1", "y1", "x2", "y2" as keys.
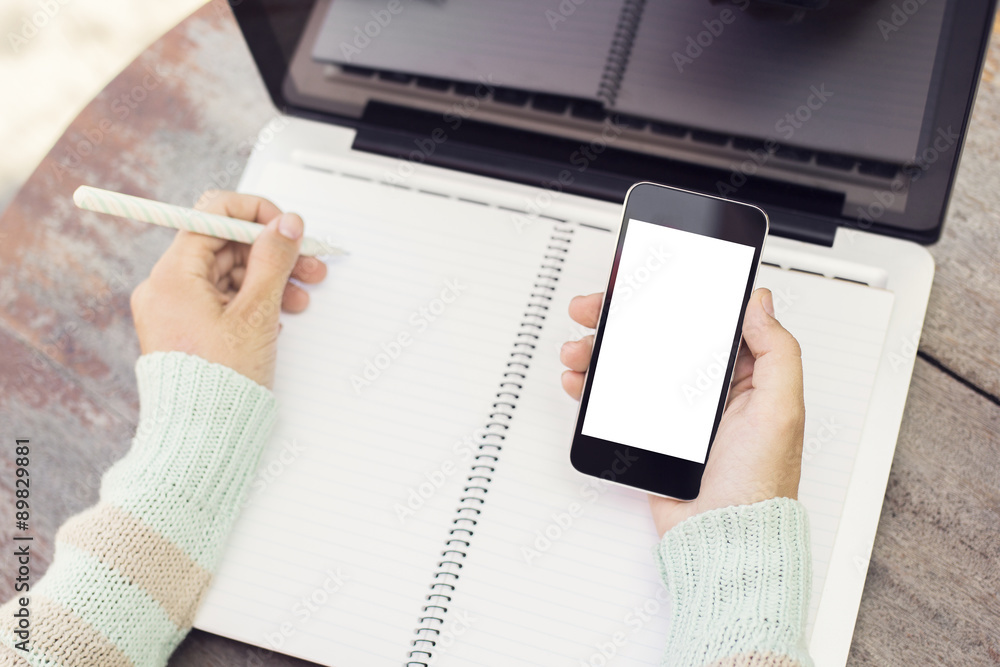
[
  {"x1": 155, "y1": 230, "x2": 229, "y2": 281},
  {"x1": 741, "y1": 288, "x2": 803, "y2": 400},
  {"x1": 196, "y1": 192, "x2": 325, "y2": 288},
  {"x1": 215, "y1": 273, "x2": 233, "y2": 294},
  {"x1": 158, "y1": 192, "x2": 285, "y2": 279},
  {"x1": 292, "y1": 255, "x2": 328, "y2": 284},
  {"x1": 281, "y1": 281, "x2": 310, "y2": 313},
  {"x1": 233, "y1": 213, "x2": 304, "y2": 313},
  {"x1": 214, "y1": 243, "x2": 240, "y2": 278},
  {"x1": 188, "y1": 191, "x2": 284, "y2": 265},
  {"x1": 730, "y1": 339, "x2": 755, "y2": 386},
  {"x1": 195, "y1": 190, "x2": 284, "y2": 225},
  {"x1": 568, "y1": 293, "x2": 603, "y2": 329},
  {"x1": 560, "y1": 335, "x2": 594, "y2": 372},
  {"x1": 229, "y1": 266, "x2": 247, "y2": 290},
  {"x1": 561, "y1": 370, "x2": 585, "y2": 400},
  {"x1": 726, "y1": 340, "x2": 755, "y2": 407}
]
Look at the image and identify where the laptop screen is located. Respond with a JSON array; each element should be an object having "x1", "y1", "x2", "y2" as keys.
[{"x1": 231, "y1": 0, "x2": 995, "y2": 244}]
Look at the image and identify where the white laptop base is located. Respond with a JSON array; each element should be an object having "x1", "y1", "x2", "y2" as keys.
[{"x1": 193, "y1": 117, "x2": 933, "y2": 667}]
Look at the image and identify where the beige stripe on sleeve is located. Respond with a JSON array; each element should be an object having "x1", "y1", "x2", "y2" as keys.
[
  {"x1": 0, "y1": 642, "x2": 30, "y2": 666},
  {"x1": 56, "y1": 503, "x2": 213, "y2": 628},
  {"x1": 3, "y1": 595, "x2": 133, "y2": 667}
]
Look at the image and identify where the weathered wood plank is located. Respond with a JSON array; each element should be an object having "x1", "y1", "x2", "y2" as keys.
[
  {"x1": 169, "y1": 629, "x2": 321, "y2": 666},
  {"x1": 0, "y1": 325, "x2": 133, "y2": 599},
  {"x1": 849, "y1": 359, "x2": 1000, "y2": 665},
  {"x1": 0, "y1": 1, "x2": 275, "y2": 421},
  {"x1": 0, "y1": 3, "x2": 997, "y2": 666},
  {"x1": 923, "y1": 19, "x2": 1000, "y2": 397}
]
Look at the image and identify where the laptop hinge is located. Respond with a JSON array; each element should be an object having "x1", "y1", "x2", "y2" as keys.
[
  {"x1": 353, "y1": 126, "x2": 839, "y2": 247},
  {"x1": 761, "y1": 208, "x2": 838, "y2": 247}
]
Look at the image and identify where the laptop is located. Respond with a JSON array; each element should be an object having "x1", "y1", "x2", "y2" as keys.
[{"x1": 191, "y1": 2, "x2": 996, "y2": 666}]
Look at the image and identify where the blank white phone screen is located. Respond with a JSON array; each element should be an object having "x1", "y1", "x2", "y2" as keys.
[{"x1": 582, "y1": 218, "x2": 756, "y2": 463}]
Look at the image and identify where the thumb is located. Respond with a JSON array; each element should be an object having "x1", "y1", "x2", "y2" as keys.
[
  {"x1": 741, "y1": 288, "x2": 803, "y2": 397},
  {"x1": 235, "y1": 212, "x2": 303, "y2": 311}
]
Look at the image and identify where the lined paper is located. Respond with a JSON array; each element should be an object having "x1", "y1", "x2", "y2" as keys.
[
  {"x1": 193, "y1": 161, "x2": 556, "y2": 666},
  {"x1": 615, "y1": 0, "x2": 947, "y2": 162},
  {"x1": 193, "y1": 155, "x2": 895, "y2": 665},
  {"x1": 438, "y1": 246, "x2": 894, "y2": 665},
  {"x1": 758, "y1": 267, "x2": 894, "y2": 631},
  {"x1": 311, "y1": 0, "x2": 625, "y2": 99},
  {"x1": 438, "y1": 224, "x2": 673, "y2": 667}
]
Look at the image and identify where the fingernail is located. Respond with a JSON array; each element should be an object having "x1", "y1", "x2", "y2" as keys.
[
  {"x1": 278, "y1": 213, "x2": 303, "y2": 241},
  {"x1": 762, "y1": 290, "x2": 775, "y2": 317}
]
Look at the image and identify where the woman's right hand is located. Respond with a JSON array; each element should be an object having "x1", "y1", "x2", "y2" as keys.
[{"x1": 130, "y1": 191, "x2": 328, "y2": 389}]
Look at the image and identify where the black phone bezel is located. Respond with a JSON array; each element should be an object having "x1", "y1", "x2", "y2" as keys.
[{"x1": 569, "y1": 182, "x2": 769, "y2": 501}]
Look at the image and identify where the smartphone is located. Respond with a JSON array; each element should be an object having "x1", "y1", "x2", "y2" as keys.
[{"x1": 570, "y1": 182, "x2": 768, "y2": 501}]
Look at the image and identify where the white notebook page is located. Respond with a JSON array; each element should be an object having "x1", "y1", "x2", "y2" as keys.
[
  {"x1": 311, "y1": 0, "x2": 625, "y2": 100},
  {"x1": 439, "y1": 249, "x2": 894, "y2": 665},
  {"x1": 614, "y1": 0, "x2": 946, "y2": 163},
  {"x1": 193, "y1": 161, "x2": 558, "y2": 666},
  {"x1": 759, "y1": 266, "x2": 894, "y2": 633},
  {"x1": 438, "y1": 223, "x2": 671, "y2": 667}
]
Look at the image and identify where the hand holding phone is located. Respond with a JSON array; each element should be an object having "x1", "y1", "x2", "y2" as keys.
[
  {"x1": 565, "y1": 182, "x2": 805, "y2": 530},
  {"x1": 562, "y1": 287, "x2": 805, "y2": 536}
]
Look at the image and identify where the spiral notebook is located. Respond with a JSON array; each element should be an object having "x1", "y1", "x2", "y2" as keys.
[{"x1": 192, "y1": 126, "x2": 895, "y2": 666}]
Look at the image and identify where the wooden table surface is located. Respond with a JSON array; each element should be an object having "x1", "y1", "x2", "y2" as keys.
[{"x1": 1, "y1": 4, "x2": 997, "y2": 665}]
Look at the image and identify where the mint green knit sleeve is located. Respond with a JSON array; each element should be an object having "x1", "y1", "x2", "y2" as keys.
[
  {"x1": 0, "y1": 352, "x2": 276, "y2": 667},
  {"x1": 654, "y1": 498, "x2": 814, "y2": 667}
]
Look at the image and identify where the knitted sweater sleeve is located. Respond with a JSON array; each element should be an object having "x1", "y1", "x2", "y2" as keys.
[
  {"x1": 655, "y1": 498, "x2": 814, "y2": 667},
  {"x1": 0, "y1": 352, "x2": 277, "y2": 667}
]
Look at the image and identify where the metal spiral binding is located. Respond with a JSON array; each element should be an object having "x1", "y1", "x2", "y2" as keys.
[
  {"x1": 596, "y1": 0, "x2": 647, "y2": 107},
  {"x1": 405, "y1": 223, "x2": 575, "y2": 667}
]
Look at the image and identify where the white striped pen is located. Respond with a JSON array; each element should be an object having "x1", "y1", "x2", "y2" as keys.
[{"x1": 72, "y1": 185, "x2": 347, "y2": 257}]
